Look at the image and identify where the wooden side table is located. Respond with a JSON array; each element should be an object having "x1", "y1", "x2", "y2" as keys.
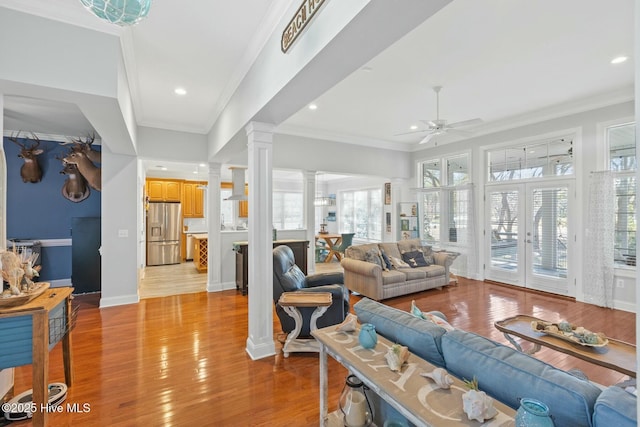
[
  {"x1": 0, "y1": 287, "x2": 74, "y2": 427},
  {"x1": 277, "y1": 292, "x2": 332, "y2": 357}
]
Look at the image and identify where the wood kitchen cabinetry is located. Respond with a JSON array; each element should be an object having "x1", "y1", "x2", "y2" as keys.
[
  {"x1": 146, "y1": 179, "x2": 182, "y2": 202},
  {"x1": 182, "y1": 181, "x2": 206, "y2": 218}
]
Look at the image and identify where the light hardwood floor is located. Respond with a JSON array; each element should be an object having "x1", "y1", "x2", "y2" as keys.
[
  {"x1": 139, "y1": 261, "x2": 207, "y2": 299},
  {"x1": 8, "y1": 262, "x2": 635, "y2": 426}
]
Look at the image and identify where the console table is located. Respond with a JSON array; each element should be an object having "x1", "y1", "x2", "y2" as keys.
[
  {"x1": 0, "y1": 287, "x2": 74, "y2": 427},
  {"x1": 233, "y1": 239, "x2": 309, "y2": 295},
  {"x1": 312, "y1": 325, "x2": 515, "y2": 426},
  {"x1": 495, "y1": 314, "x2": 636, "y2": 378}
]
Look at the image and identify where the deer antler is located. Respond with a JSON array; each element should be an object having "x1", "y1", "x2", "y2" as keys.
[{"x1": 8, "y1": 131, "x2": 24, "y2": 148}]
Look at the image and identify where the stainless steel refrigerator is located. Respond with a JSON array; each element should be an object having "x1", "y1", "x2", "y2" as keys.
[{"x1": 146, "y1": 202, "x2": 181, "y2": 266}]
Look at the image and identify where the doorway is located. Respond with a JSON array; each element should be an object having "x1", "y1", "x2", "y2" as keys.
[{"x1": 485, "y1": 180, "x2": 573, "y2": 296}]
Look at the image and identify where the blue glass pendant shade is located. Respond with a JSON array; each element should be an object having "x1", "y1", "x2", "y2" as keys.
[{"x1": 80, "y1": 0, "x2": 152, "y2": 26}]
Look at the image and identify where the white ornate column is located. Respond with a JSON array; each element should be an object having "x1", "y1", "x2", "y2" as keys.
[
  {"x1": 207, "y1": 162, "x2": 222, "y2": 292},
  {"x1": 304, "y1": 170, "x2": 317, "y2": 273},
  {"x1": 245, "y1": 121, "x2": 276, "y2": 359}
]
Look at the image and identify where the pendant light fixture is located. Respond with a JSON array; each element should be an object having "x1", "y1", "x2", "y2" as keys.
[{"x1": 79, "y1": 0, "x2": 152, "y2": 26}]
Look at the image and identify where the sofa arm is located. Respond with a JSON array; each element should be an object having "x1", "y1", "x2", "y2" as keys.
[
  {"x1": 341, "y1": 258, "x2": 384, "y2": 300},
  {"x1": 306, "y1": 271, "x2": 344, "y2": 287},
  {"x1": 434, "y1": 251, "x2": 459, "y2": 268},
  {"x1": 340, "y1": 258, "x2": 380, "y2": 278}
]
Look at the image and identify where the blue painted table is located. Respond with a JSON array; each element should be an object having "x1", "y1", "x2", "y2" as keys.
[{"x1": 0, "y1": 287, "x2": 74, "y2": 426}]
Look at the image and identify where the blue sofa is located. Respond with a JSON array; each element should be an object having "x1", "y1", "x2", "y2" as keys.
[{"x1": 354, "y1": 298, "x2": 637, "y2": 427}]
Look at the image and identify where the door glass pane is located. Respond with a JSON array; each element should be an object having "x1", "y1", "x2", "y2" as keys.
[
  {"x1": 489, "y1": 190, "x2": 518, "y2": 270},
  {"x1": 531, "y1": 187, "x2": 568, "y2": 278},
  {"x1": 421, "y1": 191, "x2": 440, "y2": 244}
]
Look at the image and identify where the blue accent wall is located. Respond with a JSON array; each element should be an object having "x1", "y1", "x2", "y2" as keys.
[{"x1": 3, "y1": 137, "x2": 101, "y2": 282}]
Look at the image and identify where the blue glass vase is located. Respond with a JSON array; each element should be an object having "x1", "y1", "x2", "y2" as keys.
[
  {"x1": 515, "y1": 398, "x2": 554, "y2": 427},
  {"x1": 358, "y1": 323, "x2": 377, "y2": 349}
]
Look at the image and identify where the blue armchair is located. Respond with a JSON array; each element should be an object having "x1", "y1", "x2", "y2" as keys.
[{"x1": 273, "y1": 245, "x2": 350, "y2": 337}]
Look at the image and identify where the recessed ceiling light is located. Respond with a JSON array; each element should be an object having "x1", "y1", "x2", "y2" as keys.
[
  {"x1": 361, "y1": 66, "x2": 373, "y2": 72},
  {"x1": 193, "y1": 170, "x2": 198, "y2": 174},
  {"x1": 410, "y1": 125, "x2": 418, "y2": 130},
  {"x1": 308, "y1": 104, "x2": 318, "y2": 110},
  {"x1": 174, "y1": 87, "x2": 187, "y2": 95},
  {"x1": 611, "y1": 56, "x2": 628, "y2": 64},
  {"x1": 158, "y1": 166, "x2": 167, "y2": 171},
  {"x1": 199, "y1": 163, "x2": 206, "y2": 167}
]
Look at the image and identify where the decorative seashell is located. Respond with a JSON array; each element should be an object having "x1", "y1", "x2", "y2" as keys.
[
  {"x1": 385, "y1": 344, "x2": 409, "y2": 372},
  {"x1": 335, "y1": 313, "x2": 358, "y2": 332},
  {"x1": 462, "y1": 389, "x2": 498, "y2": 423},
  {"x1": 420, "y1": 368, "x2": 454, "y2": 389}
]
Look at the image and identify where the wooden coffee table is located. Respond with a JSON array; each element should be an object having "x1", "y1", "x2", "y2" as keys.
[
  {"x1": 278, "y1": 292, "x2": 332, "y2": 357},
  {"x1": 495, "y1": 314, "x2": 636, "y2": 378}
]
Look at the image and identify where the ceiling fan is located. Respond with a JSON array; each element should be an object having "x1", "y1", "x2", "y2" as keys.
[{"x1": 398, "y1": 86, "x2": 483, "y2": 145}]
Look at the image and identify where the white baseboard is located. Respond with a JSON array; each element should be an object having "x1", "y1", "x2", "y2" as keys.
[{"x1": 99, "y1": 294, "x2": 140, "y2": 308}]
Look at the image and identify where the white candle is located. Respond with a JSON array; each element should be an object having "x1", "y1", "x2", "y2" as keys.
[{"x1": 344, "y1": 389, "x2": 367, "y2": 427}]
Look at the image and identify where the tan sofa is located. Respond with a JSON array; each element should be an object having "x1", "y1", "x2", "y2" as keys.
[{"x1": 340, "y1": 238, "x2": 457, "y2": 300}]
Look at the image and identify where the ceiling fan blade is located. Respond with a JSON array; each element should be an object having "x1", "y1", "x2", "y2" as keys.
[
  {"x1": 394, "y1": 129, "x2": 428, "y2": 136},
  {"x1": 419, "y1": 119, "x2": 438, "y2": 127},
  {"x1": 418, "y1": 132, "x2": 437, "y2": 145},
  {"x1": 447, "y1": 118, "x2": 483, "y2": 129}
]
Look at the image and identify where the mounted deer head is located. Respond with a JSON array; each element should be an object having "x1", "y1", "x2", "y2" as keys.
[
  {"x1": 60, "y1": 162, "x2": 90, "y2": 203},
  {"x1": 8, "y1": 132, "x2": 44, "y2": 183},
  {"x1": 62, "y1": 151, "x2": 101, "y2": 191},
  {"x1": 69, "y1": 134, "x2": 101, "y2": 164}
]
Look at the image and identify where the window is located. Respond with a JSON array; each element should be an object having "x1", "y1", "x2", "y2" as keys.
[
  {"x1": 340, "y1": 189, "x2": 382, "y2": 241},
  {"x1": 487, "y1": 138, "x2": 573, "y2": 181},
  {"x1": 608, "y1": 122, "x2": 636, "y2": 267},
  {"x1": 273, "y1": 191, "x2": 303, "y2": 230},
  {"x1": 419, "y1": 153, "x2": 471, "y2": 246}
]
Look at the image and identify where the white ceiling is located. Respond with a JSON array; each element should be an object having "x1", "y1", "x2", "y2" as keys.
[{"x1": 0, "y1": 0, "x2": 635, "y2": 176}]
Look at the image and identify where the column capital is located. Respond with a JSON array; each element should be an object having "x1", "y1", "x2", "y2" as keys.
[{"x1": 245, "y1": 121, "x2": 275, "y2": 136}]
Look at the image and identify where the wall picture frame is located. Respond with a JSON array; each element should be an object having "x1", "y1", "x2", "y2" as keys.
[{"x1": 384, "y1": 182, "x2": 391, "y2": 205}]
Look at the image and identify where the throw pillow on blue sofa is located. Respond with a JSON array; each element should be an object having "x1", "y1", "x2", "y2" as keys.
[{"x1": 354, "y1": 298, "x2": 447, "y2": 367}]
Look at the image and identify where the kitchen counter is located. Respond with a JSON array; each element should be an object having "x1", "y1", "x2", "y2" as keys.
[
  {"x1": 232, "y1": 240, "x2": 309, "y2": 295},
  {"x1": 191, "y1": 233, "x2": 208, "y2": 240}
]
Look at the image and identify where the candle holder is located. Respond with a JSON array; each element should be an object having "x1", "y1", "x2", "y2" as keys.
[{"x1": 339, "y1": 374, "x2": 373, "y2": 427}]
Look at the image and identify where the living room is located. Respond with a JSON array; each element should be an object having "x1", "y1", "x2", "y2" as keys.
[{"x1": 0, "y1": 0, "x2": 637, "y2": 425}]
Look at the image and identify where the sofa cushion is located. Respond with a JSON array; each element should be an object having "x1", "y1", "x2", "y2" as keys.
[
  {"x1": 593, "y1": 386, "x2": 637, "y2": 427},
  {"x1": 401, "y1": 250, "x2": 429, "y2": 267},
  {"x1": 389, "y1": 256, "x2": 410, "y2": 269},
  {"x1": 395, "y1": 267, "x2": 426, "y2": 281},
  {"x1": 353, "y1": 298, "x2": 447, "y2": 367},
  {"x1": 379, "y1": 250, "x2": 393, "y2": 270},
  {"x1": 364, "y1": 247, "x2": 387, "y2": 270},
  {"x1": 379, "y1": 243, "x2": 402, "y2": 260},
  {"x1": 410, "y1": 300, "x2": 454, "y2": 331},
  {"x1": 345, "y1": 243, "x2": 380, "y2": 261},
  {"x1": 414, "y1": 264, "x2": 445, "y2": 277},
  {"x1": 397, "y1": 238, "x2": 423, "y2": 253},
  {"x1": 442, "y1": 330, "x2": 601, "y2": 427}
]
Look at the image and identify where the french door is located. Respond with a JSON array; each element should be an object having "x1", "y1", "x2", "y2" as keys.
[{"x1": 485, "y1": 181, "x2": 573, "y2": 296}]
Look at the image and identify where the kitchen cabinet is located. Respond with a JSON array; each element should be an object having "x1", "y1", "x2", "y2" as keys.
[
  {"x1": 233, "y1": 240, "x2": 308, "y2": 295},
  {"x1": 182, "y1": 181, "x2": 205, "y2": 218},
  {"x1": 146, "y1": 179, "x2": 182, "y2": 202},
  {"x1": 239, "y1": 186, "x2": 249, "y2": 217}
]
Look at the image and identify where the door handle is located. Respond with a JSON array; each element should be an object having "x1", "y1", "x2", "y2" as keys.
[{"x1": 526, "y1": 239, "x2": 532, "y2": 243}]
